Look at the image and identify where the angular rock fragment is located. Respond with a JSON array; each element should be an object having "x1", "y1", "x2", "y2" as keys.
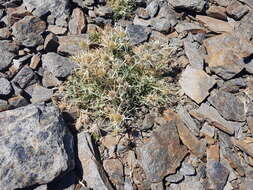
[
  {"x1": 204, "y1": 33, "x2": 253, "y2": 79},
  {"x1": 235, "y1": 11, "x2": 253, "y2": 41},
  {"x1": 12, "y1": 16, "x2": 46, "y2": 47},
  {"x1": 175, "y1": 22, "x2": 205, "y2": 33},
  {"x1": 208, "y1": 90, "x2": 245, "y2": 122},
  {"x1": 8, "y1": 95, "x2": 29, "y2": 109},
  {"x1": 0, "y1": 41, "x2": 18, "y2": 71},
  {"x1": 68, "y1": 8, "x2": 87, "y2": 35},
  {"x1": 179, "y1": 66, "x2": 216, "y2": 104},
  {"x1": 12, "y1": 65, "x2": 35, "y2": 89},
  {"x1": 146, "y1": 0, "x2": 159, "y2": 18},
  {"x1": 78, "y1": 132, "x2": 114, "y2": 190},
  {"x1": 73, "y1": 0, "x2": 95, "y2": 7},
  {"x1": 126, "y1": 25, "x2": 151, "y2": 45},
  {"x1": 165, "y1": 171, "x2": 184, "y2": 183},
  {"x1": 42, "y1": 53, "x2": 76, "y2": 78},
  {"x1": 232, "y1": 137, "x2": 253, "y2": 158},
  {"x1": 226, "y1": 1, "x2": 249, "y2": 20},
  {"x1": 137, "y1": 110, "x2": 188, "y2": 183},
  {"x1": 180, "y1": 162, "x2": 196, "y2": 176},
  {"x1": 207, "y1": 5, "x2": 227, "y2": 20},
  {"x1": 190, "y1": 103, "x2": 242, "y2": 135},
  {"x1": 0, "y1": 104, "x2": 75, "y2": 190},
  {"x1": 169, "y1": 0, "x2": 207, "y2": 12},
  {"x1": 196, "y1": 15, "x2": 233, "y2": 33},
  {"x1": 31, "y1": 85, "x2": 53, "y2": 103},
  {"x1": 0, "y1": 78, "x2": 12, "y2": 96}
]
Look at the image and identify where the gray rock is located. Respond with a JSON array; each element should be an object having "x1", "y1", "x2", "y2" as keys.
[
  {"x1": 146, "y1": 0, "x2": 159, "y2": 18},
  {"x1": 73, "y1": 0, "x2": 95, "y2": 7},
  {"x1": 69, "y1": 8, "x2": 87, "y2": 35},
  {"x1": 42, "y1": 70, "x2": 62, "y2": 88},
  {"x1": 137, "y1": 115, "x2": 188, "y2": 183},
  {"x1": 0, "y1": 104, "x2": 75, "y2": 190},
  {"x1": 0, "y1": 41, "x2": 19, "y2": 71},
  {"x1": 12, "y1": 65, "x2": 35, "y2": 88},
  {"x1": 207, "y1": 161, "x2": 229, "y2": 190},
  {"x1": 180, "y1": 162, "x2": 196, "y2": 176},
  {"x1": 126, "y1": 25, "x2": 151, "y2": 45},
  {"x1": 179, "y1": 66, "x2": 216, "y2": 104},
  {"x1": 235, "y1": 11, "x2": 253, "y2": 41},
  {"x1": 179, "y1": 176, "x2": 205, "y2": 190},
  {"x1": 175, "y1": 22, "x2": 204, "y2": 33},
  {"x1": 23, "y1": 0, "x2": 70, "y2": 18},
  {"x1": 34, "y1": 185, "x2": 47, "y2": 190},
  {"x1": 31, "y1": 85, "x2": 53, "y2": 103},
  {"x1": 95, "y1": 6, "x2": 113, "y2": 17},
  {"x1": 151, "y1": 182, "x2": 164, "y2": 190},
  {"x1": 8, "y1": 95, "x2": 29, "y2": 109},
  {"x1": 208, "y1": 90, "x2": 245, "y2": 122},
  {"x1": 165, "y1": 172, "x2": 184, "y2": 183},
  {"x1": 42, "y1": 53, "x2": 76, "y2": 78},
  {"x1": 12, "y1": 16, "x2": 46, "y2": 47},
  {"x1": 226, "y1": 1, "x2": 249, "y2": 20},
  {"x1": 0, "y1": 99, "x2": 9, "y2": 112},
  {"x1": 78, "y1": 132, "x2": 114, "y2": 190},
  {"x1": 0, "y1": 78, "x2": 12, "y2": 96},
  {"x1": 169, "y1": 0, "x2": 207, "y2": 12}
]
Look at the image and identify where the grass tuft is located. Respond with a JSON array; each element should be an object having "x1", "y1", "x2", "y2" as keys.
[{"x1": 62, "y1": 26, "x2": 174, "y2": 131}]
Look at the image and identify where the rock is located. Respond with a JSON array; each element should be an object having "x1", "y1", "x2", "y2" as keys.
[
  {"x1": 238, "y1": 0, "x2": 253, "y2": 9},
  {"x1": 214, "y1": 0, "x2": 230, "y2": 6},
  {"x1": 57, "y1": 35, "x2": 88, "y2": 56},
  {"x1": 126, "y1": 25, "x2": 151, "y2": 45},
  {"x1": 180, "y1": 162, "x2": 196, "y2": 176},
  {"x1": 183, "y1": 39, "x2": 205, "y2": 69},
  {"x1": 234, "y1": 11, "x2": 253, "y2": 41},
  {"x1": 47, "y1": 25, "x2": 68, "y2": 35},
  {"x1": 136, "y1": 8, "x2": 150, "y2": 19},
  {"x1": 78, "y1": 132, "x2": 114, "y2": 190},
  {"x1": 208, "y1": 90, "x2": 245, "y2": 122},
  {"x1": 95, "y1": 6, "x2": 113, "y2": 17},
  {"x1": 0, "y1": 104, "x2": 75, "y2": 190},
  {"x1": 142, "y1": 113, "x2": 155, "y2": 130},
  {"x1": 68, "y1": 8, "x2": 87, "y2": 35},
  {"x1": 42, "y1": 53, "x2": 76, "y2": 78},
  {"x1": 31, "y1": 85, "x2": 53, "y2": 103},
  {"x1": 168, "y1": 110, "x2": 206, "y2": 158},
  {"x1": 44, "y1": 33, "x2": 59, "y2": 52},
  {"x1": 232, "y1": 137, "x2": 253, "y2": 158},
  {"x1": 34, "y1": 185, "x2": 47, "y2": 190},
  {"x1": 8, "y1": 95, "x2": 29, "y2": 109},
  {"x1": 42, "y1": 70, "x2": 62, "y2": 88},
  {"x1": 0, "y1": 41, "x2": 18, "y2": 71},
  {"x1": 179, "y1": 176, "x2": 205, "y2": 190},
  {"x1": 175, "y1": 22, "x2": 205, "y2": 33},
  {"x1": 12, "y1": 16, "x2": 46, "y2": 47},
  {"x1": 133, "y1": 16, "x2": 152, "y2": 27},
  {"x1": 196, "y1": 15, "x2": 233, "y2": 33},
  {"x1": 165, "y1": 171, "x2": 184, "y2": 183},
  {"x1": 23, "y1": 0, "x2": 70, "y2": 18},
  {"x1": 190, "y1": 103, "x2": 242, "y2": 135},
  {"x1": 150, "y1": 182, "x2": 163, "y2": 190},
  {"x1": 179, "y1": 66, "x2": 216, "y2": 104},
  {"x1": 73, "y1": 0, "x2": 95, "y2": 7},
  {"x1": 207, "y1": 5, "x2": 227, "y2": 20},
  {"x1": 178, "y1": 106, "x2": 200, "y2": 137},
  {"x1": 200, "y1": 123, "x2": 215, "y2": 138},
  {"x1": 169, "y1": 0, "x2": 207, "y2": 12},
  {"x1": 12, "y1": 65, "x2": 35, "y2": 89},
  {"x1": 204, "y1": 33, "x2": 253, "y2": 80},
  {"x1": 0, "y1": 99, "x2": 9, "y2": 112},
  {"x1": 0, "y1": 27, "x2": 11, "y2": 39},
  {"x1": 137, "y1": 110, "x2": 188, "y2": 183},
  {"x1": 226, "y1": 1, "x2": 249, "y2": 20},
  {"x1": 103, "y1": 159, "x2": 124, "y2": 187},
  {"x1": 0, "y1": 77, "x2": 12, "y2": 96},
  {"x1": 30, "y1": 54, "x2": 41, "y2": 70},
  {"x1": 146, "y1": 0, "x2": 159, "y2": 18},
  {"x1": 247, "y1": 102, "x2": 253, "y2": 134}
]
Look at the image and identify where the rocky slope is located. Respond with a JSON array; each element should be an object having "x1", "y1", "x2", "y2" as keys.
[{"x1": 0, "y1": 0, "x2": 253, "y2": 189}]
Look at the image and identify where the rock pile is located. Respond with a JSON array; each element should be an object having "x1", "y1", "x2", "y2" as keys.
[{"x1": 0, "y1": 0, "x2": 253, "y2": 189}]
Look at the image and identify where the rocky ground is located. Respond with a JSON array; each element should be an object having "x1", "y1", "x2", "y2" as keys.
[{"x1": 0, "y1": 0, "x2": 253, "y2": 189}]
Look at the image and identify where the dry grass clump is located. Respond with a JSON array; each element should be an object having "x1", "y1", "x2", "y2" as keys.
[
  {"x1": 107, "y1": 0, "x2": 136, "y2": 21},
  {"x1": 62, "y1": 26, "x2": 174, "y2": 131}
]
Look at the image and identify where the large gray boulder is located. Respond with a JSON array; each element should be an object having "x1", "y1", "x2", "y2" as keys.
[{"x1": 0, "y1": 104, "x2": 75, "y2": 190}]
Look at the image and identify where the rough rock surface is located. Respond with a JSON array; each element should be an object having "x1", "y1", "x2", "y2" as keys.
[{"x1": 0, "y1": 104, "x2": 75, "y2": 190}]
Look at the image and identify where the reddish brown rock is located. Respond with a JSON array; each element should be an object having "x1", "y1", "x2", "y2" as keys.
[
  {"x1": 207, "y1": 5, "x2": 227, "y2": 20},
  {"x1": 68, "y1": 8, "x2": 87, "y2": 35},
  {"x1": 226, "y1": 1, "x2": 249, "y2": 20},
  {"x1": 232, "y1": 137, "x2": 253, "y2": 158}
]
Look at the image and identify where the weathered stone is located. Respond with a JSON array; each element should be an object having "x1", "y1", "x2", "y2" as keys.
[
  {"x1": 30, "y1": 54, "x2": 41, "y2": 70},
  {"x1": 238, "y1": 0, "x2": 253, "y2": 9},
  {"x1": 204, "y1": 33, "x2": 253, "y2": 79},
  {"x1": 57, "y1": 35, "x2": 88, "y2": 56},
  {"x1": 183, "y1": 39, "x2": 205, "y2": 69},
  {"x1": 207, "y1": 5, "x2": 227, "y2": 20},
  {"x1": 23, "y1": 0, "x2": 70, "y2": 18},
  {"x1": 0, "y1": 77, "x2": 12, "y2": 96},
  {"x1": 175, "y1": 22, "x2": 205, "y2": 33},
  {"x1": 69, "y1": 8, "x2": 87, "y2": 35},
  {"x1": 214, "y1": 0, "x2": 230, "y2": 6},
  {"x1": 180, "y1": 162, "x2": 196, "y2": 176},
  {"x1": 226, "y1": 1, "x2": 249, "y2": 20},
  {"x1": 137, "y1": 8, "x2": 150, "y2": 19},
  {"x1": 42, "y1": 70, "x2": 62, "y2": 88},
  {"x1": 0, "y1": 99, "x2": 9, "y2": 112},
  {"x1": 78, "y1": 132, "x2": 114, "y2": 190},
  {"x1": 146, "y1": 0, "x2": 159, "y2": 18},
  {"x1": 190, "y1": 103, "x2": 242, "y2": 135},
  {"x1": 234, "y1": 11, "x2": 253, "y2": 41},
  {"x1": 0, "y1": 40, "x2": 18, "y2": 71},
  {"x1": 0, "y1": 27, "x2": 11, "y2": 39},
  {"x1": 8, "y1": 95, "x2": 29, "y2": 109},
  {"x1": 137, "y1": 110, "x2": 188, "y2": 183},
  {"x1": 0, "y1": 104, "x2": 75, "y2": 190},
  {"x1": 220, "y1": 78, "x2": 247, "y2": 93},
  {"x1": 95, "y1": 6, "x2": 113, "y2": 17},
  {"x1": 44, "y1": 33, "x2": 59, "y2": 52},
  {"x1": 179, "y1": 66, "x2": 216, "y2": 104},
  {"x1": 73, "y1": 0, "x2": 95, "y2": 7},
  {"x1": 200, "y1": 123, "x2": 215, "y2": 138},
  {"x1": 12, "y1": 16, "x2": 46, "y2": 47},
  {"x1": 31, "y1": 85, "x2": 53, "y2": 103},
  {"x1": 103, "y1": 159, "x2": 124, "y2": 187},
  {"x1": 179, "y1": 176, "x2": 204, "y2": 190},
  {"x1": 208, "y1": 90, "x2": 245, "y2": 122},
  {"x1": 126, "y1": 25, "x2": 151, "y2": 45},
  {"x1": 196, "y1": 15, "x2": 233, "y2": 33},
  {"x1": 232, "y1": 137, "x2": 253, "y2": 158},
  {"x1": 169, "y1": 0, "x2": 207, "y2": 12},
  {"x1": 47, "y1": 25, "x2": 68, "y2": 35},
  {"x1": 12, "y1": 65, "x2": 35, "y2": 88},
  {"x1": 42, "y1": 53, "x2": 76, "y2": 78},
  {"x1": 165, "y1": 171, "x2": 184, "y2": 183}
]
